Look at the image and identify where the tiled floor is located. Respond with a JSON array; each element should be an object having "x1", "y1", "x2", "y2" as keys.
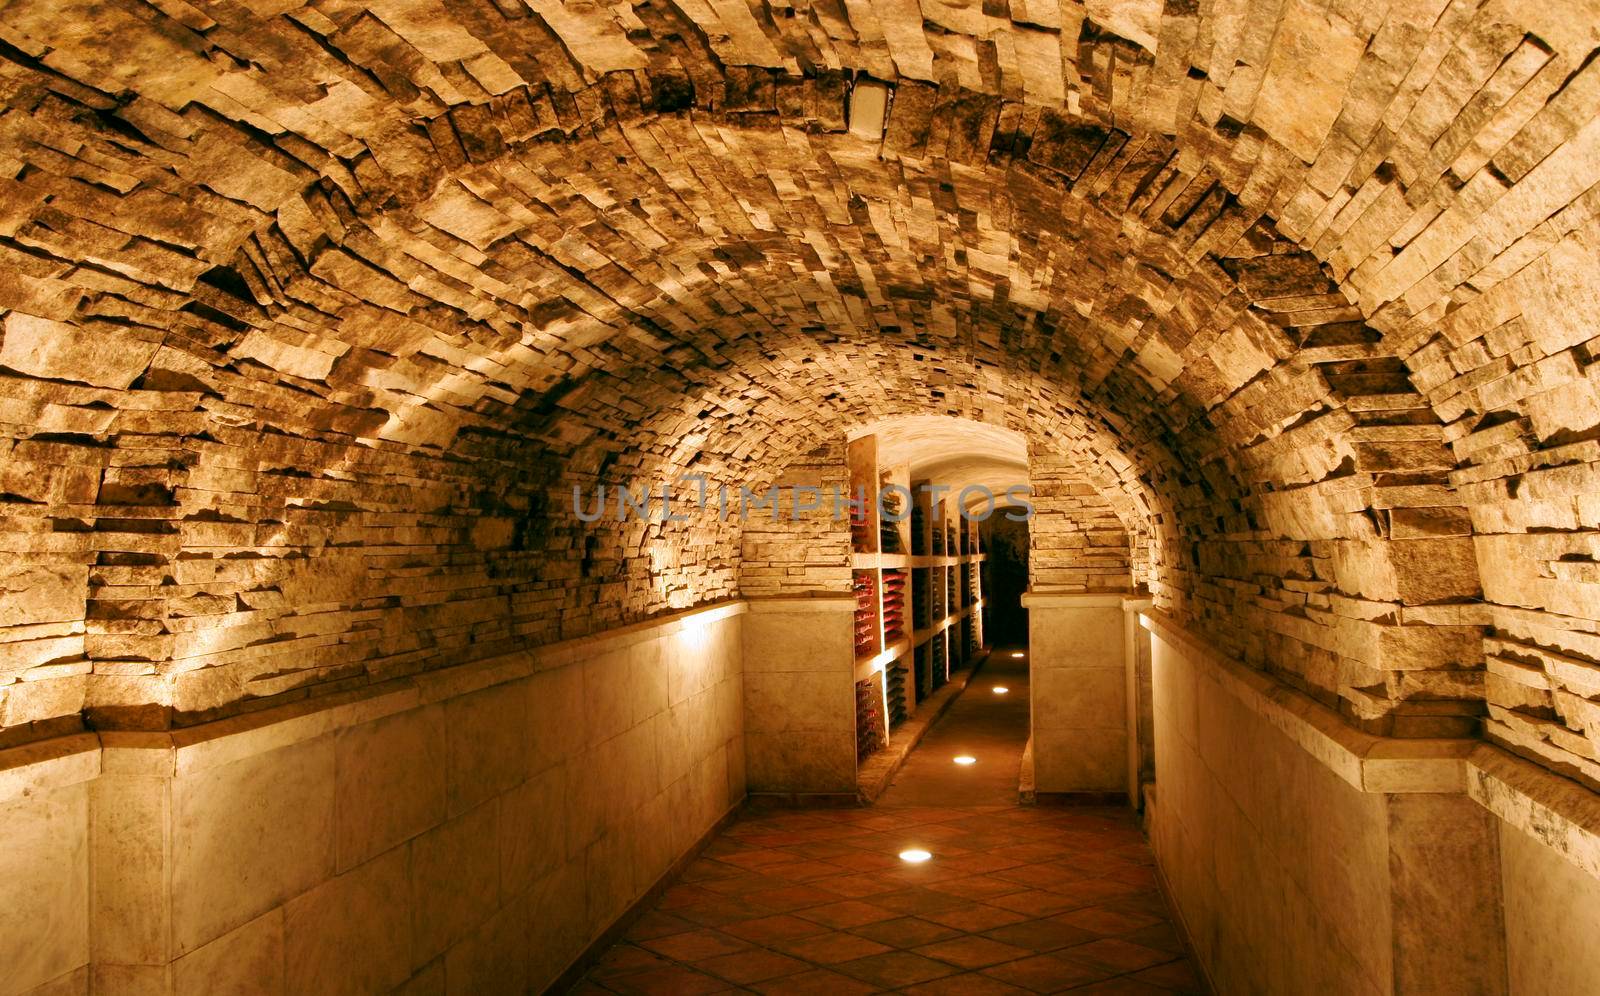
[{"x1": 567, "y1": 650, "x2": 1206, "y2": 995}]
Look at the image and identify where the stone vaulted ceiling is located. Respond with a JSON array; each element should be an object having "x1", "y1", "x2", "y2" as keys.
[{"x1": 1, "y1": 0, "x2": 1599, "y2": 793}]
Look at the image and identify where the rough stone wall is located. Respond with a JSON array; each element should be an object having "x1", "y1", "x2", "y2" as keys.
[
  {"x1": 0, "y1": 0, "x2": 1595, "y2": 770},
  {"x1": 738, "y1": 442, "x2": 852, "y2": 599},
  {"x1": 1029, "y1": 453, "x2": 1133, "y2": 593}
]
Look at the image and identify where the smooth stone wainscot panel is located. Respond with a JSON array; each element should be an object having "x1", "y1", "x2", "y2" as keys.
[
  {"x1": 0, "y1": 734, "x2": 97, "y2": 996},
  {"x1": 57, "y1": 600, "x2": 747, "y2": 995},
  {"x1": 742, "y1": 597, "x2": 857, "y2": 798},
  {"x1": 1144, "y1": 611, "x2": 1506, "y2": 995},
  {"x1": 1022, "y1": 590, "x2": 1130, "y2": 796}
]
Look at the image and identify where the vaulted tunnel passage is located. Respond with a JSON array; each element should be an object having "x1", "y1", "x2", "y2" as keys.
[{"x1": 3, "y1": 0, "x2": 1600, "y2": 992}]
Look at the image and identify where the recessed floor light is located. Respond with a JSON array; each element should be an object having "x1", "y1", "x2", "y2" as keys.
[
  {"x1": 898, "y1": 849, "x2": 933, "y2": 863},
  {"x1": 992, "y1": 686, "x2": 1009, "y2": 694},
  {"x1": 953, "y1": 755, "x2": 976, "y2": 766},
  {"x1": 1011, "y1": 651, "x2": 1025, "y2": 658}
]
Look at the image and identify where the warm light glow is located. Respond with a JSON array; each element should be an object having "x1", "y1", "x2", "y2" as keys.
[
  {"x1": 953, "y1": 755, "x2": 976, "y2": 766},
  {"x1": 1010, "y1": 651, "x2": 1025, "y2": 658},
  {"x1": 898, "y1": 849, "x2": 933, "y2": 863},
  {"x1": 992, "y1": 686, "x2": 1009, "y2": 694}
]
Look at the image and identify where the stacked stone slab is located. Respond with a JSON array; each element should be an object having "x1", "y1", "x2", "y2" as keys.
[{"x1": 0, "y1": 1, "x2": 1592, "y2": 779}]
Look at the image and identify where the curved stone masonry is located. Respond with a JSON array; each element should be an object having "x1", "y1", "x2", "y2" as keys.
[{"x1": 0, "y1": 0, "x2": 1594, "y2": 802}]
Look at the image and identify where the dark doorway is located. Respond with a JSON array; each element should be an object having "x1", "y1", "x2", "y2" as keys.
[{"x1": 982, "y1": 510, "x2": 1029, "y2": 646}]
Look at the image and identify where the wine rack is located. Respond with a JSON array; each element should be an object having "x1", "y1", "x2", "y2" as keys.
[
  {"x1": 882, "y1": 569, "x2": 906, "y2": 643},
  {"x1": 853, "y1": 570, "x2": 877, "y2": 659}
]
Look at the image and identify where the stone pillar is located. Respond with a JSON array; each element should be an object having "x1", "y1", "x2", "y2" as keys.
[
  {"x1": 1122, "y1": 595, "x2": 1153, "y2": 809},
  {"x1": 741, "y1": 597, "x2": 858, "y2": 800},
  {"x1": 1385, "y1": 793, "x2": 1507, "y2": 994},
  {"x1": 1021, "y1": 591, "x2": 1128, "y2": 799}
]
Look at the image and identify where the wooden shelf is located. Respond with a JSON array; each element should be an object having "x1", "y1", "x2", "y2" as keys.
[
  {"x1": 847, "y1": 430, "x2": 989, "y2": 761},
  {"x1": 856, "y1": 635, "x2": 912, "y2": 682}
]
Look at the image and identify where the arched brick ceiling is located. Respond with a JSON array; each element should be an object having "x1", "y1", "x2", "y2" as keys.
[{"x1": 1, "y1": 0, "x2": 1598, "y2": 788}]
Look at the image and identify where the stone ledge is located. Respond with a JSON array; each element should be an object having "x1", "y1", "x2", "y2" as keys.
[
  {"x1": 1469, "y1": 744, "x2": 1600, "y2": 883},
  {"x1": 0, "y1": 731, "x2": 99, "y2": 804},
  {"x1": 1141, "y1": 609, "x2": 1472, "y2": 794},
  {"x1": 1021, "y1": 590, "x2": 1131, "y2": 608},
  {"x1": 744, "y1": 596, "x2": 856, "y2": 614},
  {"x1": 13, "y1": 601, "x2": 753, "y2": 780},
  {"x1": 533, "y1": 599, "x2": 748, "y2": 667}
]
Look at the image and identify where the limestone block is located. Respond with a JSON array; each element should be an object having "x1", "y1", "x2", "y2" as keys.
[
  {"x1": 582, "y1": 648, "x2": 634, "y2": 746},
  {"x1": 1385, "y1": 794, "x2": 1507, "y2": 995},
  {"x1": 0, "y1": 566, "x2": 87, "y2": 629},
  {"x1": 743, "y1": 670, "x2": 853, "y2": 733},
  {"x1": 0, "y1": 313, "x2": 157, "y2": 390},
  {"x1": 498, "y1": 763, "x2": 566, "y2": 898},
  {"x1": 525, "y1": 861, "x2": 587, "y2": 993},
  {"x1": 171, "y1": 736, "x2": 336, "y2": 955},
  {"x1": 1500, "y1": 819, "x2": 1600, "y2": 995},
  {"x1": 444, "y1": 682, "x2": 527, "y2": 816},
  {"x1": 173, "y1": 910, "x2": 283, "y2": 996},
  {"x1": 0, "y1": 784, "x2": 89, "y2": 996},
  {"x1": 442, "y1": 900, "x2": 527, "y2": 996},
  {"x1": 335, "y1": 704, "x2": 447, "y2": 871},
  {"x1": 1033, "y1": 666, "x2": 1126, "y2": 731},
  {"x1": 744, "y1": 730, "x2": 856, "y2": 794},
  {"x1": 90, "y1": 769, "x2": 171, "y2": 967},
  {"x1": 411, "y1": 802, "x2": 499, "y2": 968},
  {"x1": 1032, "y1": 731, "x2": 1127, "y2": 793},
  {"x1": 526, "y1": 664, "x2": 586, "y2": 775},
  {"x1": 284, "y1": 846, "x2": 412, "y2": 996}
]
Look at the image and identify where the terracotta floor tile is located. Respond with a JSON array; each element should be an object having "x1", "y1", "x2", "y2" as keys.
[
  {"x1": 899, "y1": 972, "x2": 1037, "y2": 995},
  {"x1": 989, "y1": 889, "x2": 1086, "y2": 918},
  {"x1": 913, "y1": 934, "x2": 1035, "y2": 969},
  {"x1": 794, "y1": 899, "x2": 901, "y2": 929},
  {"x1": 600, "y1": 964, "x2": 735, "y2": 995},
  {"x1": 1057, "y1": 978, "x2": 1171, "y2": 995},
  {"x1": 921, "y1": 903, "x2": 1031, "y2": 933},
  {"x1": 996, "y1": 864, "x2": 1096, "y2": 889},
  {"x1": 750, "y1": 968, "x2": 883, "y2": 995},
  {"x1": 1130, "y1": 957, "x2": 1207, "y2": 993},
  {"x1": 623, "y1": 910, "x2": 698, "y2": 941},
  {"x1": 590, "y1": 943, "x2": 672, "y2": 980},
  {"x1": 674, "y1": 896, "x2": 778, "y2": 927},
  {"x1": 1060, "y1": 938, "x2": 1175, "y2": 975},
  {"x1": 721, "y1": 913, "x2": 832, "y2": 944},
  {"x1": 872, "y1": 887, "x2": 973, "y2": 915},
  {"x1": 695, "y1": 947, "x2": 814, "y2": 985},
  {"x1": 773, "y1": 929, "x2": 894, "y2": 964},
  {"x1": 746, "y1": 884, "x2": 848, "y2": 912},
  {"x1": 927, "y1": 874, "x2": 1032, "y2": 900},
  {"x1": 639, "y1": 928, "x2": 751, "y2": 962},
  {"x1": 982, "y1": 918, "x2": 1099, "y2": 953},
  {"x1": 716, "y1": 849, "x2": 794, "y2": 870},
  {"x1": 568, "y1": 653, "x2": 1202, "y2": 996},
  {"x1": 981, "y1": 952, "x2": 1118, "y2": 993},
  {"x1": 1117, "y1": 922, "x2": 1186, "y2": 955},
  {"x1": 763, "y1": 859, "x2": 850, "y2": 882},
  {"x1": 1053, "y1": 906, "x2": 1161, "y2": 937},
  {"x1": 849, "y1": 916, "x2": 964, "y2": 949},
  {"x1": 809, "y1": 872, "x2": 901, "y2": 899},
  {"x1": 1045, "y1": 878, "x2": 1141, "y2": 906},
  {"x1": 834, "y1": 950, "x2": 962, "y2": 988}
]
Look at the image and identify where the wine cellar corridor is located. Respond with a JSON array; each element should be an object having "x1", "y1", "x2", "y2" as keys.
[{"x1": 4, "y1": 0, "x2": 1600, "y2": 992}]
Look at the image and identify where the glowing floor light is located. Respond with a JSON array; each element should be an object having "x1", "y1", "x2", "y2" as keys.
[
  {"x1": 992, "y1": 686, "x2": 1009, "y2": 695},
  {"x1": 953, "y1": 755, "x2": 977, "y2": 766},
  {"x1": 1011, "y1": 651, "x2": 1025, "y2": 658},
  {"x1": 898, "y1": 849, "x2": 933, "y2": 863}
]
